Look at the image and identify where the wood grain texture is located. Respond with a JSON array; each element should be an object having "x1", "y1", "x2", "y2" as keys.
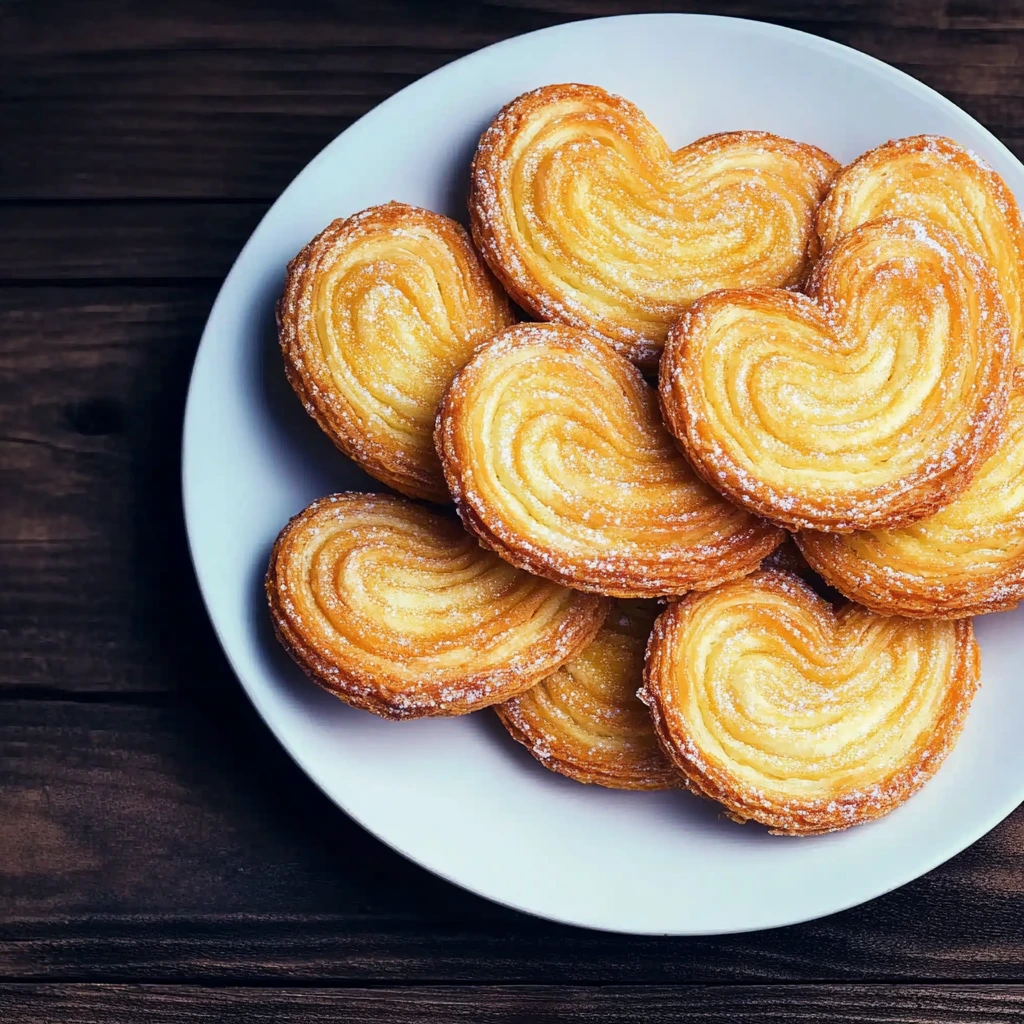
[
  {"x1": 0, "y1": 287, "x2": 212, "y2": 542},
  {"x1": 3, "y1": 0, "x2": 1024, "y2": 199},
  {"x1": 3, "y1": 0, "x2": 1024, "y2": 1012},
  {"x1": 0, "y1": 287, "x2": 219, "y2": 693},
  {"x1": 3, "y1": 984, "x2": 1024, "y2": 1023},
  {"x1": 1, "y1": 695, "x2": 1024, "y2": 982},
  {"x1": 0, "y1": 284, "x2": 357, "y2": 694},
  {"x1": 0, "y1": 202, "x2": 268, "y2": 281}
]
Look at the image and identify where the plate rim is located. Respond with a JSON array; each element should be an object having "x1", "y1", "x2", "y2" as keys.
[{"x1": 181, "y1": 11, "x2": 1024, "y2": 936}]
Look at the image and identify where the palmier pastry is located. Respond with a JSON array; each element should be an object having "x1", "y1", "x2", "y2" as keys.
[
  {"x1": 641, "y1": 571, "x2": 980, "y2": 835},
  {"x1": 798, "y1": 380, "x2": 1024, "y2": 618},
  {"x1": 819, "y1": 135, "x2": 1024, "y2": 365},
  {"x1": 469, "y1": 83, "x2": 838, "y2": 367},
  {"x1": 660, "y1": 217, "x2": 1012, "y2": 532},
  {"x1": 496, "y1": 600, "x2": 679, "y2": 790},
  {"x1": 436, "y1": 322, "x2": 784, "y2": 597},
  {"x1": 278, "y1": 202, "x2": 514, "y2": 502},
  {"x1": 266, "y1": 492, "x2": 608, "y2": 719}
]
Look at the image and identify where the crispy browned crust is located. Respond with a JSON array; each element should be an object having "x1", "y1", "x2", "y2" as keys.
[
  {"x1": 469, "y1": 83, "x2": 838, "y2": 369},
  {"x1": 796, "y1": 380, "x2": 1024, "y2": 618},
  {"x1": 659, "y1": 217, "x2": 1013, "y2": 532},
  {"x1": 495, "y1": 600, "x2": 681, "y2": 791},
  {"x1": 435, "y1": 322, "x2": 783, "y2": 597},
  {"x1": 266, "y1": 492, "x2": 608, "y2": 720},
  {"x1": 640, "y1": 570, "x2": 980, "y2": 835},
  {"x1": 277, "y1": 202, "x2": 513, "y2": 502},
  {"x1": 819, "y1": 134, "x2": 1024, "y2": 367}
]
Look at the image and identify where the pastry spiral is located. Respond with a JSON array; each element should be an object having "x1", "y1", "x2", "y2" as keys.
[
  {"x1": 641, "y1": 570, "x2": 980, "y2": 835},
  {"x1": 436, "y1": 322, "x2": 784, "y2": 597},
  {"x1": 266, "y1": 493, "x2": 608, "y2": 719},
  {"x1": 659, "y1": 217, "x2": 1012, "y2": 532},
  {"x1": 496, "y1": 600, "x2": 679, "y2": 790},
  {"x1": 469, "y1": 83, "x2": 838, "y2": 367},
  {"x1": 819, "y1": 135, "x2": 1024, "y2": 366},
  {"x1": 278, "y1": 202, "x2": 514, "y2": 502},
  {"x1": 798, "y1": 380, "x2": 1024, "y2": 618}
]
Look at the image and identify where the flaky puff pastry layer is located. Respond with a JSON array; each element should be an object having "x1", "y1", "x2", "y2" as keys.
[
  {"x1": 798, "y1": 379, "x2": 1024, "y2": 618},
  {"x1": 469, "y1": 83, "x2": 838, "y2": 368},
  {"x1": 496, "y1": 600, "x2": 680, "y2": 791},
  {"x1": 266, "y1": 493, "x2": 608, "y2": 720},
  {"x1": 436, "y1": 322, "x2": 784, "y2": 597},
  {"x1": 278, "y1": 203, "x2": 514, "y2": 502},
  {"x1": 641, "y1": 571, "x2": 980, "y2": 835},
  {"x1": 819, "y1": 135, "x2": 1024, "y2": 366},
  {"x1": 660, "y1": 217, "x2": 1012, "y2": 533}
]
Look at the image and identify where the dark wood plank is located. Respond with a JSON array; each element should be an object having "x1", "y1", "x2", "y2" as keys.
[
  {"x1": 0, "y1": 285, "x2": 322, "y2": 694},
  {"x1": 3, "y1": 983, "x2": 1024, "y2": 1023},
  {"x1": 0, "y1": 0, "x2": 534, "y2": 200},
  {"x1": 1, "y1": 695, "x2": 1023, "y2": 982},
  {"x1": 0, "y1": 202, "x2": 267, "y2": 281},
  {"x1": 0, "y1": 286, "x2": 212, "y2": 544},
  {"x1": 3, "y1": 0, "x2": 1024, "y2": 997},
  {"x1": 4, "y1": 0, "x2": 1024, "y2": 199},
  {"x1": 0, "y1": 286, "x2": 216, "y2": 693}
]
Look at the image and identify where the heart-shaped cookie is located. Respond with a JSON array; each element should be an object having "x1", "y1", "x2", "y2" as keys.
[
  {"x1": 640, "y1": 570, "x2": 980, "y2": 835},
  {"x1": 819, "y1": 135, "x2": 1024, "y2": 366},
  {"x1": 469, "y1": 83, "x2": 838, "y2": 368},
  {"x1": 659, "y1": 217, "x2": 1013, "y2": 532},
  {"x1": 496, "y1": 600, "x2": 680, "y2": 791},
  {"x1": 435, "y1": 322, "x2": 784, "y2": 597},
  {"x1": 266, "y1": 492, "x2": 608, "y2": 719},
  {"x1": 798, "y1": 379, "x2": 1024, "y2": 618},
  {"x1": 278, "y1": 203, "x2": 514, "y2": 502}
]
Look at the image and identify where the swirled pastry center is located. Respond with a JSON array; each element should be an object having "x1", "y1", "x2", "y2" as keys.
[
  {"x1": 279, "y1": 203, "x2": 512, "y2": 501},
  {"x1": 267, "y1": 493, "x2": 607, "y2": 718},
  {"x1": 470, "y1": 83, "x2": 838, "y2": 365},
  {"x1": 660, "y1": 217, "x2": 1012, "y2": 531},
  {"x1": 642, "y1": 571, "x2": 979, "y2": 833},
  {"x1": 676, "y1": 591, "x2": 950, "y2": 792},
  {"x1": 818, "y1": 135, "x2": 1024, "y2": 365},
  {"x1": 437, "y1": 322, "x2": 782, "y2": 596}
]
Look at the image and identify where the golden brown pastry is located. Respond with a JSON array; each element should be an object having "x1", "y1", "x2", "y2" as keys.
[
  {"x1": 496, "y1": 600, "x2": 679, "y2": 790},
  {"x1": 266, "y1": 492, "x2": 608, "y2": 719},
  {"x1": 469, "y1": 83, "x2": 838, "y2": 367},
  {"x1": 641, "y1": 571, "x2": 980, "y2": 835},
  {"x1": 436, "y1": 322, "x2": 784, "y2": 597},
  {"x1": 798, "y1": 379, "x2": 1024, "y2": 618},
  {"x1": 660, "y1": 217, "x2": 1012, "y2": 532},
  {"x1": 278, "y1": 202, "x2": 514, "y2": 502},
  {"x1": 819, "y1": 135, "x2": 1024, "y2": 365}
]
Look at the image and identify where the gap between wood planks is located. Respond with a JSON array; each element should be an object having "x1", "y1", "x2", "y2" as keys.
[{"x1": 2, "y1": 982, "x2": 1024, "y2": 1023}]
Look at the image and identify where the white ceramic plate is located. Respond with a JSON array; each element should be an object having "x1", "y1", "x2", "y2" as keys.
[{"x1": 183, "y1": 13, "x2": 1024, "y2": 935}]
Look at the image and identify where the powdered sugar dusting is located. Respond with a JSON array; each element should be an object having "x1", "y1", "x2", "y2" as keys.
[
  {"x1": 469, "y1": 83, "x2": 838, "y2": 366},
  {"x1": 642, "y1": 571, "x2": 980, "y2": 834},
  {"x1": 436, "y1": 321, "x2": 782, "y2": 596},
  {"x1": 277, "y1": 202, "x2": 513, "y2": 501},
  {"x1": 660, "y1": 217, "x2": 1012, "y2": 532},
  {"x1": 267, "y1": 492, "x2": 606, "y2": 719}
]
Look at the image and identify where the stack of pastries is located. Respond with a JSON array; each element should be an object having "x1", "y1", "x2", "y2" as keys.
[{"x1": 267, "y1": 84, "x2": 1024, "y2": 836}]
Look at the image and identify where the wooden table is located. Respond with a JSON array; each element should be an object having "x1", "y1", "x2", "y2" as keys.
[{"x1": 2, "y1": 2, "x2": 1023, "y2": 1020}]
